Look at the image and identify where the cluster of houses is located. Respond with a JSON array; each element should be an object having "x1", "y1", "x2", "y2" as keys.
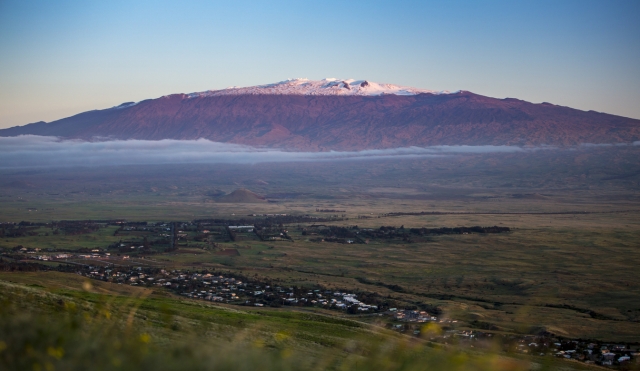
[
  {"x1": 549, "y1": 342, "x2": 637, "y2": 367},
  {"x1": 508, "y1": 336, "x2": 638, "y2": 366},
  {"x1": 384, "y1": 308, "x2": 638, "y2": 368},
  {"x1": 390, "y1": 308, "x2": 439, "y2": 322},
  {"x1": 389, "y1": 324, "x2": 638, "y2": 367},
  {"x1": 504, "y1": 338, "x2": 639, "y2": 367},
  {"x1": 249, "y1": 214, "x2": 288, "y2": 217},
  {"x1": 27, "y1": 250, "x2": 113, "y2": 262},
  {"x1": 172, "y1": 273, "x2": 382, "y2": 311},
  {"x1": 32, "y1": 253, "x2": 72, "y2": 261},
  {"x1": 423, "y1": 329, "x2": 637, "y2": 367},
  {"x1": 71, "y1": 265, "x2": 384, "y2": 313}
]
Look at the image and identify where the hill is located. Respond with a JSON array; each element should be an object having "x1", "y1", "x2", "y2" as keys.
[
  {"x1": 216, "y1": 188, "x2": 267, "y2": 203},
  {"x1": 1, "y1": 79, "x2": 639, "y2": 150},
  {"x1": 1, "y1": 270, "x2": 555, "y2": 371}
]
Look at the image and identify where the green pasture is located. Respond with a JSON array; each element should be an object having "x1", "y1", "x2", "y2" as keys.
[
  {"x1": 0, "y1": 225, "x2": 121, "y2": 251},
  {"x1": 0, "y1": 271, "x2": 599, "y2": 371}
]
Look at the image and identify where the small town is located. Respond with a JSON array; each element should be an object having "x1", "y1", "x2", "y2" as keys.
[{"x1": 3, "y1": 255, "x2": 638, "y2": 368}]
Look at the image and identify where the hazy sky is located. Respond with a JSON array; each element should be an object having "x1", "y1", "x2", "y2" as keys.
[{"x1": 1, "y1": 0, "x2": 639, "y2": 128}]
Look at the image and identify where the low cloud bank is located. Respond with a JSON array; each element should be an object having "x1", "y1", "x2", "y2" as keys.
[{"x1": 0, "y1": 135, "x2": 625, "y2": 168}]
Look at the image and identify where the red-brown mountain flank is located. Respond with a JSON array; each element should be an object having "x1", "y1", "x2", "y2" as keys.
[{"x1": 2, "y1": 91, "x2": 639, "y2": 150}]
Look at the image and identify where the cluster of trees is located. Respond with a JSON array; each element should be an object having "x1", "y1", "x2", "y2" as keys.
[
  {"x1": 361, "y1": 225, "x2": 510, "y2": 239},
  {"x1": 195, "y1": 214, "x2": 345, "y2": 230},
  {"x1": 0, "y1": 221, "x2": 47, "y2": 238},
  {"x1": 52, "y1": 221, "x2": 101, "y2": 236},
  {"x1": 254, "y1": 226, "x2": 292, "y2": 241},
  {"x1": 408, "y1": 226, "x2": 510, "y2": 235},
  {"x1": 0, "y1": 259, "x2": 52, "y2": 272},
  {"x1": 0, "y1": 226, "x2": 39, "y2": 238},
  {"x1": 317, "y1": 226, "x2": 357, "y2": 238},
  {"x1": 304, "y1": 225, "x2": 510, "y2": 244}
]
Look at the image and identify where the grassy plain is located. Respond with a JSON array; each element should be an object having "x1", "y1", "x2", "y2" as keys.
[
  {"x1": 141, "y1": 208, "x2": 640, "y2": 342},
  {"x1": 1, "y1": 146, "x2": 640, "y2": 364},
  {"x1": 0, "y1": 225, "x2": 121, "y2": 251}
]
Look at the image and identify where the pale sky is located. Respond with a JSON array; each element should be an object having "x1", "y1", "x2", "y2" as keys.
[{"x1": 0, "y1": 0, "x2": 639, "y2": 128}]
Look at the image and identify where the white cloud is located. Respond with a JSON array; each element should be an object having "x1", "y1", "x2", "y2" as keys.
[{"x1": 0, "y1": 135, "x2": 592, "y2": 168}]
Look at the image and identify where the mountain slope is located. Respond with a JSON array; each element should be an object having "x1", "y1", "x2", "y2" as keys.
[{"x1": 1, "y1": 79, "x2": 639, "y2": 150}]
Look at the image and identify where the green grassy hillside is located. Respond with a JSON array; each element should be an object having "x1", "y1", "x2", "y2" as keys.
[{"x1": 0, "y1": 271, "x2": 593, "y2": 371}]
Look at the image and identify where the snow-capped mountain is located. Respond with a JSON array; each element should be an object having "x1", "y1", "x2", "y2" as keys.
[
  {"x1": 1, "y1": 79, "x2": 639, "y2": 150},
  {"x1": 186, "y1": 78, "x2": 453, "y2": 98}
]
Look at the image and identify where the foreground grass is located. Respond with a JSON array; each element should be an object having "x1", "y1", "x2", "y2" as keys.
[{"x1": 0, "y1": 271, "x2": 588, "y2": 371}]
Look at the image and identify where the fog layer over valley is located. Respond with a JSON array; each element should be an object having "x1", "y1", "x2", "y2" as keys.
[
  {"x1": 1, "y1": 139, "x2": 638, "y2": 210},
  {"x1": 1, "y1": 135, "x2": 639, "y2": 168}
]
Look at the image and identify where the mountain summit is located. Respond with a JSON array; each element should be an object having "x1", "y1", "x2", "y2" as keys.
[
  {"x1": 1, "y1": 79, "x2": 639, "y2": 150},
  {"x1": 185, "y1": 78, "x2": 452, "y2": 98}
]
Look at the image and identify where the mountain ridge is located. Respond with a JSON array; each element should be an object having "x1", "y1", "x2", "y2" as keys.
[{"x1": 1, "y1": 80, "x2": 639, "y2": 151}]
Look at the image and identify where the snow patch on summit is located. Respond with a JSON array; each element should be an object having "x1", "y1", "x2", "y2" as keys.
[
  {"x1": 187, "y1": 78, "x2": 452, "y2": 98},
  {"x1": 110, "y1": 102, "x2": 139, "y2": 110}
]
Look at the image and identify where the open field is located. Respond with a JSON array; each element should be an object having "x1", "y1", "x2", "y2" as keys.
[
  {"x1": 2, "y1": 210, "x2": 639, "y2": 339},
  {"x1": 1, "y1": 148, "x2": 640, "y2": 368},
  {"x1": 120, "y1": 210, "x2": 639, "y2": 342},
  {"x1": 0, "y1": 225, "x2": 121, "y2": 251}
]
